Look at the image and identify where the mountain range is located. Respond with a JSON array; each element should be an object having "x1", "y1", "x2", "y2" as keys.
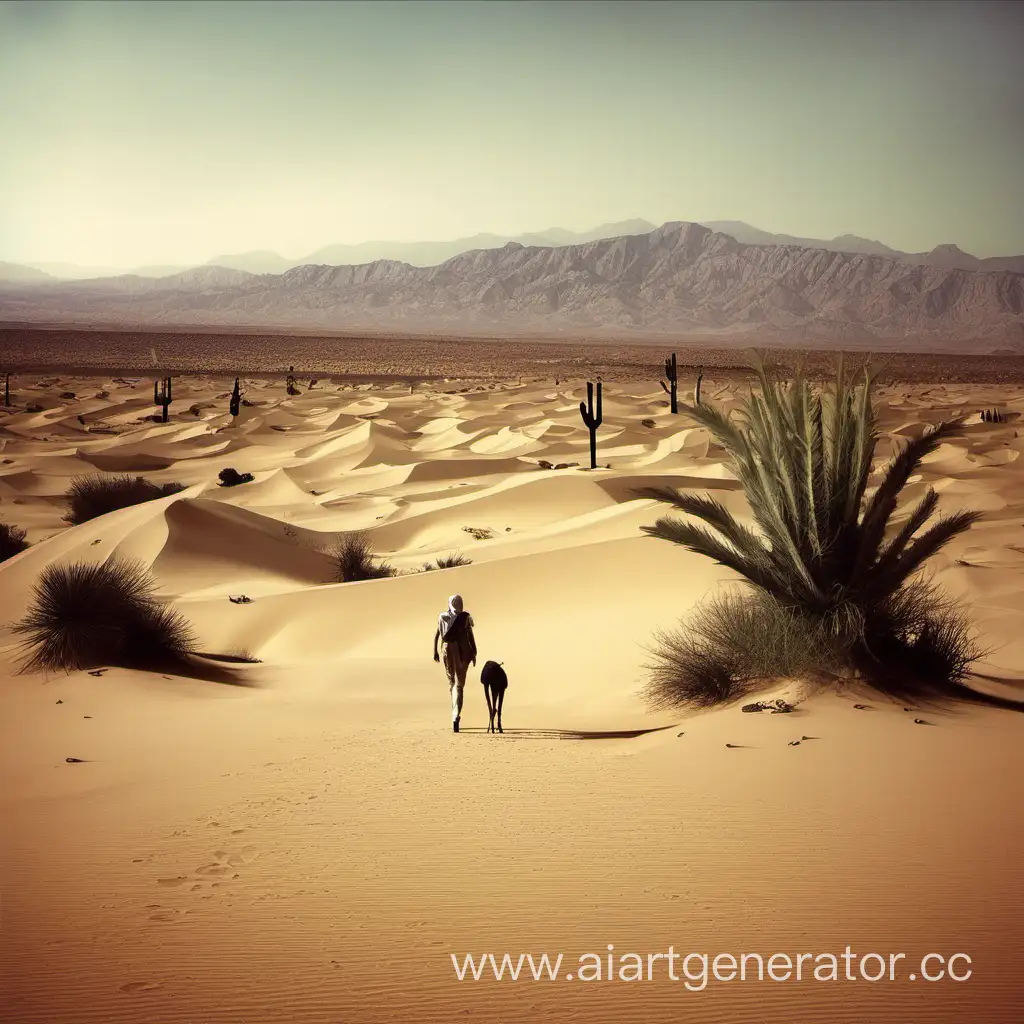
[
  {"x1": 7, "y1": 219, "x2": 1023, "y2": 282},
  {"x1": 3, "y1": 220, "x2": 658, "y2": 281},
  {"x1": 2, "y1": 221, "x2": 1022, "y2": 349}
]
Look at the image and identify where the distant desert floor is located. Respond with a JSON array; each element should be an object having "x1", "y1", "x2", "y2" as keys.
[{"x1": 2, "y1": 370, "x2": 1023, "y2": 1023}]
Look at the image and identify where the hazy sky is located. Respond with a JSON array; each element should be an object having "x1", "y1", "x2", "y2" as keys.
[{"x1": 2, "y1": 0, "x2": 1022, "y2": 266}]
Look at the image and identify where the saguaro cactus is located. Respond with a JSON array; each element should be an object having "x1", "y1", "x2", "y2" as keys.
[
  {"x1": 286, "y1": 366, "x2": 300, "y2": 396},
  {"x1": 695, "y1": 365, "x2": 704, "y2": 405},
  {"x1": 660, "y1": 352, "x2": 678, "y2": 414},
  {"x1": 3, "y1": 372, "x2": 10, "y2": 407},
  {"x1": 229, "y1": 377, "x2": 242, "y2": 418},
  {"x1": 154, "y1": 376, "x2": 172, "y2": 422},
  {"x1": 579, "y1": 380, "x2": 603, "y2": 470}
]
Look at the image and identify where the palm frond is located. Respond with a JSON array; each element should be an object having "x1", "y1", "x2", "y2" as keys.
[
  {"x1": 853, "y1": 419, "x2": 965, "y2": 581},
  {"x1": 873, "y1": 488, "x2": 940, "y2": 573},
  {"x1": 867, "y1": 510, "x2": 985, "y2": 600},
  {"x1": 640, "y1": 517, "x2": 781, "y2": 594}
]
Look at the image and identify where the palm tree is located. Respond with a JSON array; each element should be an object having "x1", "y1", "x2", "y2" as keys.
[{"x1": 637, "y1": 352, "x2": 1005, "y2": 708}]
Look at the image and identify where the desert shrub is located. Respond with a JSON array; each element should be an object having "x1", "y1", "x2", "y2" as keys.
[
  {"x1": 852, "y1": 577, "x2": 986, "y2": 703},
  {"x1": 0, "y1": 521, "x2": 29, "y2": 562},
  {"x1": 427, "y1": 552, "x2": 473, "y2": 570},
  {"x1": 639, "y1": 352, "x2": 998, "y2": 710},
  {"x1": 218, "y1": 468, "x2": 255, "y2": 487},
  {"x1": 647, "y1": 579, "x2": 984, "y2": 711},
  {"x1": 646, "y1": 591, "x2": 823, "y2": 708},
  {"x1": 329, "y1": 531, "x2": 397, "y2": 582},
  {"x1": 63, "y1": 474, "x2": 185, "y2": 525},
  {"x1": 434, "y1": 552, "x2": 472, "y2": 568},
  {"x1": 13, "y1": 559, "x2": 197, "y2": 673},
  {"x1": 641, "y1": 418, "x2": 656, "y2": 428}
]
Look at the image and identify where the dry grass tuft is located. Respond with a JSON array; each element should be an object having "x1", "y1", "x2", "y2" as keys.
[
  {"x1": 63, "y1": 474, "x2": 185, "y2": 525},
  {"x1": 13, "y1": 559, "x2": 197, "y2": 673},
  {"x1": 329, "y1": 532, "x2": 397, "y2": 582}
]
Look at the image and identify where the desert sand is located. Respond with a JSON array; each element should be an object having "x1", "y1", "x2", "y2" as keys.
[{"x1": 2, "y1": 369, "x2": 1023, "y2": 1023}]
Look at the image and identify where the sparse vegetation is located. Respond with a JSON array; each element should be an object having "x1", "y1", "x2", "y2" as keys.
[
  {"x1": 428, "y1": 552, "x2": 473, "y2": 570},
  {"x1": 13, "y1": 559, "x2": 197, "y2": 673},
  {"x1": 660, "y1": 352, "x2": 678, "y2": 414},
  {"x1": 644, "y1": 589, "x2": 846, "y2": 709},
  {"x1": 0, "y1": 520, "x2": 29, "y2": 562},
  {"x1": 639, "y1": 352, "x2": 995, "y2": 710},
  {"x1": 579, "y1": 380, "x2": 603, "y2": 469},
  {"x1": 462, "y1": 526, "x2": 494, "y2": 540},
  {"x1": 154, "y1": 377, "x2": 173, "y2": 422},
  {"x1": 329, "y1": 531, "x2": 397, "y2": 582},
  {"x1": 218, "y1": 468, "x2": 255, "y2": 487},
  {"x1": 641, "y1": 418, "x2": 656, "y2": 428},
  {"x1": 63, "y1": 474, "x2": 186, "y2": 525}
]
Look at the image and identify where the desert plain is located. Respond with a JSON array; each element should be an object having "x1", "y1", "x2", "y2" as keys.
[{"x1": 1, "y1": 340, "x2": 1023, "y2": 1024}]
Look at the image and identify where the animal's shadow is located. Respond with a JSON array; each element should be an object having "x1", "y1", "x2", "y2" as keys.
[{"x1": 457, "y1": 724, "x2": 676, "y2": 741}]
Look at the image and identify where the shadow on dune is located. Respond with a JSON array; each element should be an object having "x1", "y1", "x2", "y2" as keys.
[
  {"x1": 78, "y1": 453, "x2": 175, "y2": 473},
  {"x1": 457, "y1": 724, "x2": 677, "y2": 740},
  {"x1": 179, "y1": 652, "x2": 264, "y2": 687},
  {"x1": 959, "y1": 672, "x2": 1024, "y2": 712},
  {"x1": 597, "y1": 474, "x2": 743, "y2": 504}
]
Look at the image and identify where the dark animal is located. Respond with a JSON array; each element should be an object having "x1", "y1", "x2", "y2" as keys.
[{"x1": 480, "y1": 660, "x2": 508, "y2": 734}]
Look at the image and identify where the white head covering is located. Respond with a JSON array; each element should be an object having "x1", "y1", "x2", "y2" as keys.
[{"x1": 439, "y1": 594, "x2": 464, "y2": 638}]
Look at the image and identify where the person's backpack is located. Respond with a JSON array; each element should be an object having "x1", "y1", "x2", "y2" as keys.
[{"x1": 442, "y1": 611, "x2": 474, "y2": 657}]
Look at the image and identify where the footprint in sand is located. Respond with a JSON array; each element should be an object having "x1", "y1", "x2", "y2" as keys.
[
  {"x1": 196, "y1": 845, "x2": 259, "y2": 878},
  {"x1": 157, "y1": 876, "x2": 190, "y2": 887},
  {"x1": 195, "y1": 861, "x2": 231, "y2": 877},
  {"x1": 119, "y1": 981, "x2": 163, "y2": 994},
  {"x1": 148, "y1": 908, "x2": 189, "y2": 922},
  {"x1": 227, "y1": 845, "x2": 258, "y2": 868}
]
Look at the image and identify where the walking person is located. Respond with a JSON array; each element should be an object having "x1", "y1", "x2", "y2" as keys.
[{"x1": 433, "y1": 594, "x2": 477, "y2": 732}]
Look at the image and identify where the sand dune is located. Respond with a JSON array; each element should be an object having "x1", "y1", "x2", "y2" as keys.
[{"x1": 2, "y1": 370, "x2": 1023, "y2": 1023}]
